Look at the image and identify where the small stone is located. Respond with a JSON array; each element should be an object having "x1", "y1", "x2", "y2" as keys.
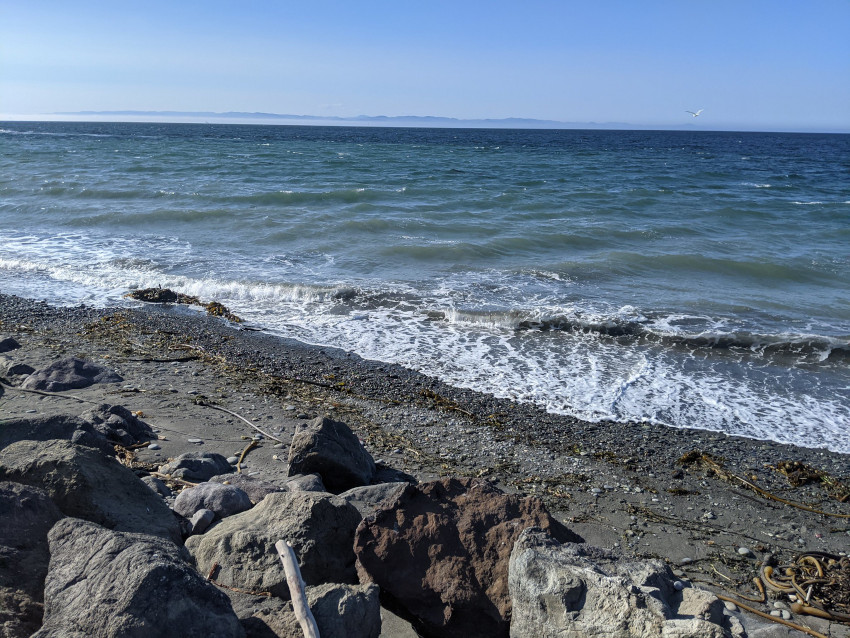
[
  {"x1": 723, "y1": 601, "x2": 738, "y2": 612},
  {"x1": 25, "y1": 409, "x2": 37, "y2": 413},
  {"x1": 296, "y1": 413, "x2": 309, "y2": 420},
  {"x1": 703, "y1": 511, "x2": 716, "y2": 520},
  {"x1": 680, "y1": 557, "x2": 693, "y2": 565},
  {"x1": 781, "y1": 610, "x2": 791, "y2": 620},
  {"x1": 770, "y1": 610, "x2": 781, "y2": 618},
  {"x1": 737, "y1": 547, "x2": 753, "y2": 557},
  {"x1": 273, "y1": 443, "x2": 285, "y2": 449},
  {"x1": 148, "y1": 443, "x2": 161, "y2": 450},
  {"x1": 284, "y1": 405, "x2": 296, "y2": 411},
  {"x1": 603, "y1": 485, "x2": 614, "y2": 491},
  {"x1": 190, "y1": 508, "x2": 215, "y2": 535},
  {"x1": 226, "y1": 457, "x2": 239, "y2": 465},
  {"x1": 187, "y1": 438, "x2": 204, "y2": 444},
  {"x1": 590, "y1": 487, "x2": 603, "y2": 495},
  {"x1": 673, "y1": 580, "x2": 685, "y2": 591},
  {"x1": 773, "y1": 601, "x2": 789, "y2": 610}
]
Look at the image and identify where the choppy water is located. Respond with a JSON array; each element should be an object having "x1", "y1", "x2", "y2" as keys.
[{"x1": 1, "y1": 121, "x2": 848, "y2": 452}]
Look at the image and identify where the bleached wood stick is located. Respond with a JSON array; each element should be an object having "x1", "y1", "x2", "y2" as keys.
[{"x1": 275, "y1": 540, "x2": 320, "y2": 638}]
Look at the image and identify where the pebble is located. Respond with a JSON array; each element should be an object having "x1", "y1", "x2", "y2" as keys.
[
  {"x1": 227, "y1": 456, "x2": 239, "y2": 465},
  {"x1": 273, "y1": 443, "x2": 285, "y2": 449},
  {"x1": 737, "y1": 547, "x2": 754, "y2": 557},
  {"x1": 187, "y1": 438, "x2": 204, "y2": 444},
  {"x1": 723, "y1": 601, "x2": 738, "y2": 612},
  {"x1": 679, "y1": 557, "x2": 693, "y2": 565},
  {"x1": 590, "y1": 487, "x2": 603, "y2": 495},
  {"x1": 147, "y1": 443, "x2": 161, "y2": 450},
  {"x1": 781, "y1": 610, "x2": 791, "y2": 620},
  {"x1": 673, "y1": 581, "x2": 685, "y2": 591},
  {"x1": 25, "y1": 409, "x2": 37, "y2": 413},
  {"x1": 703, "y1": 511, "x2": 716, "y2": 520},
  {"x1": 296, "y1": 413, "x2": 309, "y2": 420}
]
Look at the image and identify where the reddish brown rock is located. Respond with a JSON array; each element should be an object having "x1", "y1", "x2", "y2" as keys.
[{"x1": 353, "y1": 477, "x2": 582, "y2": 638}]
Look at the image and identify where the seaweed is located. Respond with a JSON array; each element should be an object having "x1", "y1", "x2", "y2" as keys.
[{"x1": 125, "y1": 287, "x2": 242, "y2": 323}]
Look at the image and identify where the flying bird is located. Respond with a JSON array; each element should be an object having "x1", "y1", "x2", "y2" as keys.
[{"x1": 686, "y1": 109, "x2": 704, "y2": 117}]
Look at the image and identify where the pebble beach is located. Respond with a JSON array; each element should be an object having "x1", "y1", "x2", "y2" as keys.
[{"x1": 1, "y1": 291, "x2": 849, "y2": 636}]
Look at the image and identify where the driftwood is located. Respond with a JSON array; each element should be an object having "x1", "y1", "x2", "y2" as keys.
[{"x1": 275, "y1": 539, "x2": 320, "y2": 638}]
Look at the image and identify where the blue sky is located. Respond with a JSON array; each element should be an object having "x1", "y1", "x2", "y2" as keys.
[{"x1": 1, "y1": 1, "x2": 848, "y2": 131}]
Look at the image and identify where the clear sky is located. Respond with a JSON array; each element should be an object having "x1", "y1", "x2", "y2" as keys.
[{"x1": 1, "y1": 0, "x2": 848, "y2": 131}]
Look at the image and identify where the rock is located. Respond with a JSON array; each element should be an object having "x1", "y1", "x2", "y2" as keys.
[
  {"x1": 158, "y1": 451, "x2": 233, "y2": 482},
  {"x1": 33, "y1": 518, "x2": 245, "y2": 638},
  {"x1": 0, "y1": 355, "x2": 35, "y2": 379},
  {"x1": 353, "y1": 477, "x2": 583, "y2": 638},
  {"x1": 0, "y1": 414, "x2": 113, "y2": 453},
  {"x1": 287, "y1": 416, "x2": 375, "y2": 492},
  {"x1": 281, "y1": 473, "x2": 326, "y2": 493},
  {"x1": 339, "y1": 482, "x2": 407, "y2": 518},
  {"x1": 174, "y1": 482, "x2": 253, "y2": 520},
  {"x1": 231, "y1": 583, "x2": 381, "y2": 638},
  {"x1": 141, "y1": 475, "x2": 172, "y2": 498},
  {"x1": 77, "y1": 403, "x2": 155, "y2": 447},
  {"x1": 0, "y1": 337, "x2": 21, "y2": 353},
  {"x1": 21, "y1": 357, "x2": 122, "y2": 392},
  {"x1": 0, "y1": 482, "x2": 64, "y2": 638},
  {"x1": 0, "y1": 439, "x2": 181, "y2": 544},
  {"x1": 186, "y1": 491, "x2": 360, "y2": 598},
  {"x1": 209, "y1": 473, "x2": 287, "y2": 504},
  {"x1": 190, "y1": 508, "x2": 216, "y2": 535},
  {"x1": 508, "y1": 527, "x2": 729, "y2": 638}
]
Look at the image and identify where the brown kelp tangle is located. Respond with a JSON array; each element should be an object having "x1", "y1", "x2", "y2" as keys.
[
  {"x1": 775, "y1": 460, "x2": 850, "y2": 503},
  {"x1": 125, "y1": 287, "x2": 242, "y2": 323},
  {"x1": 678, "y1": 451, "x2": 850, "y2": 518}
]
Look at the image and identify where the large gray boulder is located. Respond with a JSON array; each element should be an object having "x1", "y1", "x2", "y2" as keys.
[
  {"x1": 77, "y1": 403, "x2": 155, "y2": 447},
  {"x1": 339, "y1": 482, "x2": 407, "y2": 519},
  {"x1": 158, "y1": 451, "x2": 233, "y2": 482},
  {"x1": 0, "y1": 439, "x2": 181, "y2": 544},
  {"x1": 232, "y1": 583, "x2": 381, "y2": 638},
  {"x1": 0, "y1": 415, "x2": 112, "y2": 453},
  {"x1": 173, "y1": 482, "x2": 253, "y2": 520},
  {"x1": 185, "y1": 491, "x2": 361, "y2": 598},
  {"x1": 0, "y1": 482, "x2": 64, "y2": 638},
  {"x1": 33, "y1": 518, "x2": 244, "y2": 638},
  {"x1": 287, "y1": 416, "x2": 375, "y2": 492},
  {"x1": 508, "y1": 528, "x2": 731, "y2": 638},
  {"x1": 209, "y1": 472, "x2": 326, "y2": 504},
  {"x1": 0, "y1": 355, "x2": 34, "y2": 380},
  {"x1": 21, "y1": 357, "x2": 122, "y2": 392}
]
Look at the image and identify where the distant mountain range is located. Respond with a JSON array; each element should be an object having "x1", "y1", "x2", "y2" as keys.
[{"x1": 58, "y1": 110, "x2": 648, "y2": 129}]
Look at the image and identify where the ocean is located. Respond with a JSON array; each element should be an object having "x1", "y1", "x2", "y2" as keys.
[{"x1": 1, "y1": 122, "x2": 848, "y2": 453}]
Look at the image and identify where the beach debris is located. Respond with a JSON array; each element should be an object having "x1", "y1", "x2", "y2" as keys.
[
  {"x1": 194, "y1": 398, "x2": 284, "y2": 442},
  {"x1": 679, "y1": 450, "x2": 850, "y2": 519},
  {"x1": 276, "y1": 539, "x2": 321, "y2": 638},
  {"x1": 125, "y1": 287, "x2": 242, "y2": 322},
  {"x1": 236, "y1": 436, "x2": 259, "y2": 473},
  {"x1": 774, "y1": 460, "x2": 850, "y2": 503}
]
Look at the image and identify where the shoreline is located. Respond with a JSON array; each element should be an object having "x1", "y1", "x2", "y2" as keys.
[{"x1": 1, "y1": 292, "x2": 849, "y2": 635}]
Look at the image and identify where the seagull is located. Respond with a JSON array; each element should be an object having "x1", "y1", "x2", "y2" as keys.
[{"x1": 686, "y1": 109, "x2": 704, "y2": 117}]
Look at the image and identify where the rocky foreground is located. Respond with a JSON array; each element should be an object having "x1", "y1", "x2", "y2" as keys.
[{"x1": 1, "y1": 293, "x2": 848, "y2": 637}]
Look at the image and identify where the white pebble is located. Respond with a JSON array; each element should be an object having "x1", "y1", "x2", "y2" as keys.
[
  {"x1": 187, "y1": 438, "x2": 203, "y2": 444},
  {"x1": 226, "y1": 456, "x2": 239, "y2": 465},
  {"x1": 737, "y1": 547, "x2": 753, "y2": 557},
  {"x1": 673, "y1": 581, "x2": 685, "y2": 591},
  {"x1": 147, "y1": 443, "x2": 161, "y2": 450},
  {"x1": 723, "y1": 601, "x2": 738, "y2": 612}
]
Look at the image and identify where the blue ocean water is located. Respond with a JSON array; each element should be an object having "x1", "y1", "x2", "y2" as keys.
[{"x1": 1, "y1": 121, "x2": 848, "y2": 452}]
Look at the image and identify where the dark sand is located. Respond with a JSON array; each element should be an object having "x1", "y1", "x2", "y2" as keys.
[{"x1": 1, "y1": 293, "x2": 848, "y2": 636}]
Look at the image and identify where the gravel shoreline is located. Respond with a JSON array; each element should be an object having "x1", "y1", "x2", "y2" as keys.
[{"x1": 2, "y1": 292, "x2": 848, "y2": 636}]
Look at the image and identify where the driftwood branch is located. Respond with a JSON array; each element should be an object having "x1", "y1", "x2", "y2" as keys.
[{"x1": 275, "y1": 540, "x2": 320, "y2": 638}]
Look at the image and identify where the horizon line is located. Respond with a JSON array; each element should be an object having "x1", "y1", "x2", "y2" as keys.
[{"x1": 0, "y1": 110, "x2": 847, "y2": 135}]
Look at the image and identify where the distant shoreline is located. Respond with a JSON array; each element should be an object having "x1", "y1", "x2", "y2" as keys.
[{"x1": 2, "y1": 113, "x2": 847, "y2": 135}]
